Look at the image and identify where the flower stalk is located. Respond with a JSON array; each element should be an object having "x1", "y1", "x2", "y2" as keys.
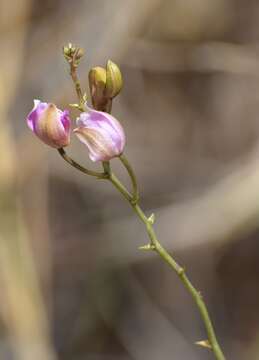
[
  {"x1": 107, "y1": 171, "x2": 226, "y2": 360},
  {"x1": 57, "y1": 148, "x2": 107, "y2": 179},
  {"x1": 63, "y1": 43, "x2": 86, "y2": 111},
  {"x1": 119, "y1": 154, "x2": 139, "y2": 204},
  {"x1": 59, "y1": 44, "x2": 226, "y2": 360},
  {"x1": 98, "y1": 150, "x2": 225, "y2": 359}
]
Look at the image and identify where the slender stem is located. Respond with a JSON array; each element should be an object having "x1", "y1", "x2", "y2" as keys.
[
  {"x1": 108, "y1": 171, "x2": 226, "y2": 360},
  {"x1": 119, "y1": 154, "x2": 139, "y2": 204},
  {"x1": 69, "y1": 51, "x2": 85, "y2": 111},
  {"x1": 62, "y1": 45, "x2": 225, "y2": 359},
  {"x1": 59, "y1": 146, "x2": 225, "y2": 359},
  {"x1": 110, "y1": 172, "x2": 136, "y2": 203},
  {"x1": 58, "y1": 148, "x2": 107, "y2": 179},
  {"x1": 102, "y1": 161, "x2": 111, "y2": 176},
  {"x1": 61, "y1": 49, "x2": 110, "y2": 178}
]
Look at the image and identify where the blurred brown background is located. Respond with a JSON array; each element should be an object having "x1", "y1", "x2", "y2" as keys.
[{"x1": 1, "y1": 0, "x2": 259, "y2": 359}]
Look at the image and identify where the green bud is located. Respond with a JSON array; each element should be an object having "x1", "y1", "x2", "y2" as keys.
[
  {"x1": 75, "y1": 47, "x2": 85, "y2": 60},
  {"x1": 105, "y1": 60, "x2": 123, "y2": 98},
  {"x1": 88, "y1": 61, "x2": 123, "y2": 112},
  {"x1": 89, "y1": 67, "x2": 107, "y2": 91},
  {"x1": 63, "y1": 45, "x2": 70, "y2": 56},
  {"x1": 63, "y1": 43, "x2": 78, "y2": 60},
  {"x1": 88, "y1": 67, "x2": 107, "y2": 111}
]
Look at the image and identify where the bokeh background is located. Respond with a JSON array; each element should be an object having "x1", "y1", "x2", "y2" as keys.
[{"x1": 1, "y1": 0, "x2": 259, "y2": 359}]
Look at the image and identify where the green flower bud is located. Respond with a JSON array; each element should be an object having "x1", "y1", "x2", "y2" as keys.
[
  {"x1": 89, "y1": 67, "x2": 106, "y2": 93},
  {"x1": 63, "y1": 43, "x2": 76, "y2": 58},
  {"x1": 105, "y1": 60, "x2": 123, "y2": 98},
  {"x1": 88, "y1": 61, "x2": 123, "y2": 112},
  {"x1": 88, "y1": 67, "x2": 107, "y2": 110},
  {"x1": 63, "y1": 45, "x2": 70, "y2": 57},
  {"x1": 75, "y1": 47, "x2": 85, "y2": 61}
]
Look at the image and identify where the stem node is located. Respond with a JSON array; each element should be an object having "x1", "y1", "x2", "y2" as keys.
[
  {"x1": 139, "y1": 244, "x2": 155, "y2": 251},
  {"x1": 148, "y1": 213, "x2": 155, "y2": 225},
  {"x1": 196, "y1": 340, "x2": 212, "y2": 349}
]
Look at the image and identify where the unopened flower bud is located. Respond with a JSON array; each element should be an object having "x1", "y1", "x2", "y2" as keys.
[
  {"x1": 89, "y1": 67, "x2": 107, "y2": 90},
  {"x1": 105, "y1": 60, "x2": 123, "y2": 98},
  {"x1": 27, "y1": 100, "x2": 71, "y2": 148},
  {"x1": 74, "y1": 105, "x2": 125, "y2": 162},
  {"x1": 63, "y1": 46, "x2": 71, "y2": 57},
  {"x1": 75, "y1": 47, "x2": 85, "y2": 60},
  {"x1": 63, "y1": 43, "x2": 76, "y2": 58},
  {"x1": 88, "y1": 66, "x2": 107, "y2": 110}
]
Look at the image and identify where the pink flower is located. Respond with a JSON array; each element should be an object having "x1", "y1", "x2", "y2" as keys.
[
  {"x1": 27, "y1": 100, "x2": 71, "y2": 148},
  {"x1": 74, "y1": 106, "x2": 125, "y2": 162}
]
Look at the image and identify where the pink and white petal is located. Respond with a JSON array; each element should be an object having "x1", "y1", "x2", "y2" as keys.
[
  {"x1": 95, "y1": 112, "x2": 126, "y2": 151},
  {"x1": 74, "y1": 127, "x2": 116, "y2": 161},
  {"x1": 27, "y1": 99, "x2": 48, "y2": 131},
  {"x1": 35, "y1": 104, "x2": 69, "y2": 148},
  {"x1": 60, "y1": 110, "x2": 71, "y2": 133},
  {"x1": 76, "y1": 112, "x2": 92, "y2": 127}
]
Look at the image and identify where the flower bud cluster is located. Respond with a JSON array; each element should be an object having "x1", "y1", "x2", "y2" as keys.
[
  {"x1": 88, "y1": 60, "x2": 123, "y2": 111},
  {"x1": 63, "y1": 43, "x2": 85, "y2": 65},
  {"x1": 27, "y1": 45, "x2": 125, "y2": 162},
  {"x1": 27, "y1": 100, "x2": 125, "y2": 162}
]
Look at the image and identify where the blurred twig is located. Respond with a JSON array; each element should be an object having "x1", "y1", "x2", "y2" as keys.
[{"x1": 0, "y1": 1, "x2": 56, "y2": 359}]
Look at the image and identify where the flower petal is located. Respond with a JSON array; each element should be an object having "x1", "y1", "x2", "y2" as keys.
[
  {"x1": 60, "y1": 109, "x2": 71, "y2": 133},
  {"x1": 74, "y1": 127, "x2": 117, "y2": 162},
  {"x1": 27, "y1": 99, "x2": 48, "y2": 131},
  {"x1": 75, "y1": 105, "x2": 125, "y2": 161},
  {"x1": 34, "y1": 104, "x2": 70, "y2": 148}
]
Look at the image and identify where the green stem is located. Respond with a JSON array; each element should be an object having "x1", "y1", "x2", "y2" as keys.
[
  {"x1": 108, "y1": 171, "x2": 226, "y2": 360},
  {"x1": 110, "y1": 172, "x2": 136, "y2": 203},
  {"x1": 70, "y1": 53, "x2": 85, "y2": 111},
  {"x1": 119, "y1": 154, "x2": 139, "y2": 204},
  {"x1": 58, "y1": 148, "x2": 107, "y2": 179},
  {"x1": 102, "y1": 161, "x2": 111, "y2": 176},
  {"x1": 62, "y1": 45, "x2": 225, "y2": 360}
]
